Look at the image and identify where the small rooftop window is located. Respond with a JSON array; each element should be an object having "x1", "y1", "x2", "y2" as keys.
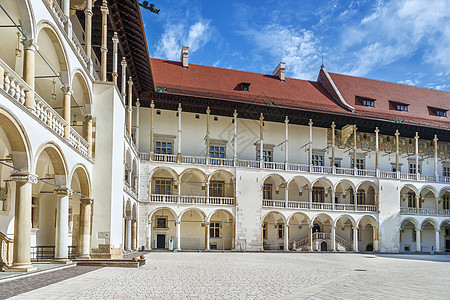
[
  {"x1": 390, "y1": 101, "x2": 409, "y2": 112},
  {"x1": 240, "y1": 82, "x2": 251, "y2": 92},
  {"x1": 357, "y1": 96, "x2": 375, "y2": 107},
  {"x1": 429, "y1": 106, "x2": 447, "y2": 117}
]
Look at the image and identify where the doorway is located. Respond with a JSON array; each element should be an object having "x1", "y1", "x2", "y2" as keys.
[
  {"x1": 446, "y1": 240, "x2": 450, "y2": 252},
  {"x1": 321, "y1": 241, "x2": 327, "y2": 251},
  {"x1": 157, "y1": 234, "x2": 166, "y2": 249}
]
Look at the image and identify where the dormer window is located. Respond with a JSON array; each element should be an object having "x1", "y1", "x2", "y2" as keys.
[
  {"x1": 390, "y1": 101, "x2": 409, "y2": 112},
  {"x1": 357, "y1": 96, "x2": 375, "y2": 107},
  {"x1": 428, "y1": 106, "x2": 447, "y2": 117},
  {"x1": 240, "y1": 82, "x2": 251, "y2": 92}
]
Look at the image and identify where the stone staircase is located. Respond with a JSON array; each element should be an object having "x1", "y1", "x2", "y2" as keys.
[
  {"x1": 335, "y1": 234, "x2": 352, "y2": 251},
  {"x1": 0, "y1": 231, "x2": 13, "y2": 271},
  {"x1": 292, "y1": 236, "x2": 309, "y2": 251}
]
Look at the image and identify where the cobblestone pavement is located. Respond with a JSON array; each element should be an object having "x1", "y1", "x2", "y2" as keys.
[{"x1": 6, "y1": 253, "x2": 450, "y2": 299}]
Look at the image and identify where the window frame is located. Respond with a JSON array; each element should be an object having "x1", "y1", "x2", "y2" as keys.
[
  {"x1": 357, "y1": 96, "x2": 375, "y2": 107},
  {"x1": 263, "y1": 183, "x2": 272, "y2": 200},
  {"x1": 156, "y1": 217, "x2": 168, "y2": 229},
  {"x1": 210, "y1": 181, "x2": 224, "y2": 197},
  {"x1": 154, "y1": 178, "x2": 172, "y2": 195},
  {"x1": 210, "y1": 222, "x2": 221, "y2": 238}
]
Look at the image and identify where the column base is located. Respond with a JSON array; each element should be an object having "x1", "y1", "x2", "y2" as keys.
[
  {"x1": 6, "y1": 264, "x2": 37, "y2": 273},
  {"x1": 51, "y1": 258, "x2": 73, "y2": 264},
  {"x1": 77, "y1": 254, "x2": 91, "y2": 259}
]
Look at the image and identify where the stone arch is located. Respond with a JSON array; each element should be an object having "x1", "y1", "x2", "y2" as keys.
[
  {"x1": 310, "y1": 213, "x2": 333, "y2": 229},
  {"x1": 148, "y1": 207, "x2": 178, "y2": 222},
  {"x1": 179, "y1": 168, "x2": 207, "y2": 197},
  {"x1": 356, "y1": 180, "x2": 378, "y2": 191},
  {"x1": 420, "y1": 218, "x2": 438, "y2": 230},
  {"x1": 357, "y1": 215, "x2": 378, "y2": 228},
  {"x1": 400, "y1": 217, "x2": 419, "y2": 229},
  {"x1": 333, "y1": 214, "x2": 356, "y2": 228},
  {"x1": 70, "y1": 69, "x2": 93, "y2": 138},
  {"x1": 180, "y1": 168, "x2": 208, "y2": 182},
  {"x1": 178, "y1": 207, "x2": 207, "y2": 223},
  {"x1": 400, "y1": 184, "x2": 418, "y2": 195},
  {"x1": 207, "y1": 209, "x2": 235, "y2": 250},
  {"x1": 334, "y1": 179, "x2": 356, "y2": 192},
  {"x1": 207, "y1": 169, "x2": 234, "y2": 183},
  {"x1": 262, "y1": 211, "x2": 287, "y2": 224},
  {"x1": 335, "y1": 180, "x2": 356, "y2": 205},
  {"x1": 149, "y1": 166, "x2": 179, "y2": 181},
  {"x1": 69, "y1": 163, "x2": 91, "y2": 198},
  {"x1": 287, "y1": 212, "x2": 310, "y2": 225},
  {"x1": 438, "y1": 187, "x2": 450, "y2": 198},
  {"x1": 439, "y1": 219, "x2": 450, "y2": 229},
  {"x1": 287, "y1": 176, "x2": 310, "y2": 203},
  {"x1": 33, "y1": 142, "x2": 68, "y2": 185},
  {"x1": 207, "y1": 209, "x2": 235, "y2": 223},
  {"x1": 262, "y1": 173, "x2": 286, "y2": 187},
  {"x1": 419, "y1": 185, "x2": 438, "y2": 198}
]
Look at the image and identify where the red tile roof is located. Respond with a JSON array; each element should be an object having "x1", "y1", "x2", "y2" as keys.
[
  {"x1": 150, "y1": 58, "x2": 348, "y2": 114},
  {"x1": 329, "y1": 72, "x2": 450, "y2": 129}
]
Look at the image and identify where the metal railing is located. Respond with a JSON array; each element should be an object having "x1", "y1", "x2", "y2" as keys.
[{"x1": 30, "y1": 246, "x2": 77, "y2": 261}]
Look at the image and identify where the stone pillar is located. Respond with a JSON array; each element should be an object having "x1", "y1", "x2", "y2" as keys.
[
  {"x1": 9, "y1": 173, "x2": 37, "y2": 272},
  {"x1": 285, "y1": 187, "x2": 289, "y2": 207},
  {"x1": 177, "y1": 180, "x2": 181, "y2": 204},
  {"x1": 84, "y1": 0, "x2": 93, "y2": 58},
  {"x1": 308, "y1": 119, "x2": 313, "y2": 169},
  {"x1": 284, "y1": 224, "x2": 289, "y2": 251},
  {"x1": 206, "y1": 107, "x2": 211, "y2": 164},
  {"x1": 146, "y1": 222, "x2": 152, "y2": 250},
  {"x1": 61, "y1": 86, "x2": 71, "y2": 139},
  {"x1": 22, "y1": 39, "x2": 36, "y2": 109},
  {"x1": 435, "y1": 230, "x2": 440, "y2": 252},
  {"x1": 373, "y1": 228, "x2": 379, "y2": 252},
  {"x1": 127, "y1": 77, "x2": 133, "y2": 137},
  {"x1": 308, "y1": 225, "x2": 313, "y2": 251},
  {"x1": 331, "y1": 122, "x2": 336, "y2": 171},
  {"x1": 120, "y1": 57, "x2": 127, "y2": 102},
  {"x1": 331, "y1": 225, "x2": 336, "y2": 251},
  {"x1": 177, "y1": 103, "x2": 182, "y2": 163},
  {"x1": 353, "y1": 226, "x2": 358, "y2": 252},
  {"x1": 131, "y1": 220, "x2": 137, "y2": 250},
  {"x1": 415, "y1": 229, "x2": 421, "y2": 252},
  {"x1": 204, "y1": 222, "x2": 210, "y2": 250},
  {"x1": 375, "y1": 127, "x2": 379, "y2": 173},
  {"x1": 176, "y1": 221, "x2": 181, "y2": 251},
  {"x1": 112, "y1": 32, "x2": 119, "y2": 85},
  {"x1": 135, "y1": 99, "x2": 140, "y2": 150},
  {"x1": 285, "y1": 116, "x2": 289, "y2": 168},
  {"x1": 100, "y1": 0, "x2": 108, "y2": 82},
  {"x1": 259, "y1": 113, "x2": 264, "y2": 168},
  {"x1": 233, "y1": 110, "x2": 238, "y2": 164},
  {"x1": 84, "y1": 115, "x2": 93, "y2": 158},
  {"x1": 150, "y1": 100, "x2": 155, "y2": 158},
  {"x1": 54, "y1": 188, "x2": 72, "y2": 263},
  {"x1": 62, "y1": 0, "x2": 72, "y2": 36},
  {"x1": 434, "y1": 135, "x2": 438, "y2": 180},
  {"x1": 353, "y1": 125, "x2": 357, "y2": 173},
  {"x1": 395, "y1": 130, "x2": 400, "y2": 177},
  {"x1": 78, "y1": 198, "x2": 93, "y2": 258},
  {"x1": 206, "y1": 182, "x2": 210, "y2": 204},
  {"x1": 309, "y1": 188, "x2": 313, "y2": 209},
  {"x1": 126, "y1": 217, "x2": 132, "y2": 251},
  {"x1": 415, "y1": 132, "x2": 419, "y2": 179}
]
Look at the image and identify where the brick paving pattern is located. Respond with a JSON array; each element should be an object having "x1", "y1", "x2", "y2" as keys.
[{"x1": 5, "y1": 253, "x2": 450, "y2": 299}]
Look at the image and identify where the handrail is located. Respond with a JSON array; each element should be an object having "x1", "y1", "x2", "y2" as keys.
[
  {"x1": 0, "y1": 231, "x2": 13, "y2": 269},
  {"x1": 335, "y1": 234, "x2": 352, "y2": 250}
]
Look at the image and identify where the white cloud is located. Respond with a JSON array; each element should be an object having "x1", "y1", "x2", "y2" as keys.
[{"x1": 154, "y1": 21, "x2": 212, "y2": 60}]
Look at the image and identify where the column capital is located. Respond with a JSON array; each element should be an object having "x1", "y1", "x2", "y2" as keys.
[
  {"x1": 175, "y1": 220, "x2": 181, "y2": 225},
  {"x1": 10, "y1": 172, "x2": 38, "y2": 184},
  {"x1": 54, "y1": 188, "x2": 72, "y2": 196},
  {"x1": 112, "y1": 32, "x2": 119, "y2": 43},
  {"x1": 150, "y1": 100, "x2": 155, "y2": 109},
  {"x1": 395, "y1": 129, "x2": 400, "y2": 136},
  {"x1": 374, "y1": 126, "x2": 379, "y2": 134},
  {"x1": 233, "y1": 110, "x2": 238, "y2": 118},
  {"x1": 434, "y1": 134, "x2": 438, "y2": 142},
  {"x1": 204, "y1": 221, "x2": 210, "y2": 226},
  {"x1": 85, "y1": 114, "x2": 93, "y2": 121},
  {"x1": 121, "y1": 57, "x2": 127, "y2": 67},
  {"x1": 100, "y1": 0, "x2": 109, "y2": 13},
  {"x1": 331, "y1": 121, "x2": 335, "y2": 129},
  {"x1": 206, "y1": 106, "x2": 211, "y2": 114},
  {"x1": 285, "y1": 116, "x2": 289, "y2": 123},
  {"x1": 259, "y1": 113, "x2": 264, "y2": 121},
  {"x1": 136, "y1": 98, "x2": 140, "y2": 107},
  {"x1": 127, "y1": 77, "x2": 133, "y2": 86},
  {"x1": 178, "y1": 103, "x2": 182, "y2": 111},
  {"x1": 435, "y1": 229, "x2": 440, "y2": 233},
  {"x1": 308, "y1": 119, "x2": 313, "y2": 126},
  {"x1": 21, "y1": 38, "x2": 38, "y2": 51},
  {"x1": 84, "y1": 7, "x2": 93, "y2": 16},
  {"x1": 80, "y1": 198, "x2": 93, "y2": 205},
  {"x1": 415, "y1": 132, "x2": 419, "y2": 139},
  {"x1": 60, "y1": 86, "x2": 72, "y2": 95}
]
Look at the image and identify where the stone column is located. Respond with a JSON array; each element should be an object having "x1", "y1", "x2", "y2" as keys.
[
  {"x1": 177, "y1": 103, "x2": 182, "y2": 163},
  {"x1": 415, "y1": 132, "x2": 419, "y2": 179},
  {"x1": 353, "y1": 125, "x2": 357, "y2": 173},
  {"x1": 84, "y1": 115, "x2": 93, "y2": 158},
  {"x1": 353, "y1": 226, "x2": 358, "y2": 252},
  {"x1": 259, "y1": 113, "x2": 264, "y2": 168},
  {"x1": 62, "y1": 0, "x2": 72, "y2": 37},
  {"x1": 415, "y1": 229, "x2": 421, "y2": 252},
  {"x1": 126, "y1": 217, "x2": 132, "y2": 251},
  {"x1": 150, "y1": 100, "x2": 155, "y2": 158},
  {"x1": 395, "y1": 130, "x2": 400, "y2": 177},
  {"x1": 84, "y1": 0, "x2": 93, "y2": 58},
  {"x1": 9, "y1": 173, "x2": 37, "y2": 272},
  {"x1": 284, "y1": 224, "x2": 289, "y2": 251},
  {"x1": 233, "y1": 110, "x2": 238, "y2": 165},
  {"x1": 120, "y1": 57, "x2": 127, "y2": 102},
  {"x1": 135, "y1": 99, "x2": 140, "y2": 149},
  {"x1": 331, "y1": 122, "x2": 336, "y2": 171},
  {"x1": 285, "y1": 116, "x2": 289, "y2": 168},
  {"x1": 131, "y1": 220, "x2": 137, "y2": 250},
  {"x1": 54, "y1": 188, "x2": 72, "y2": 263},
  {"x1": 375, "y1": 127, "x2": 379, "y2": 174},
  {"x1": 308, "y1": 225, "x2": 313, "y2": 251},
  {"x1": 309, "y1": 188, "x2": 313, "y2": 209},
  {"x1": 176, "y1": 221, "x2": 181, "y2": 251},
  {"x1": 22, "y1": 39, "x2": 36, "y2": 109},
  {"x1": 204, "y1": 222, "x2": 210, "y2": 250},
  {"x1": 61, "y1": 86, "x2": 71, "y2": 139},
  {"x1": 146, "y1": 222, "x2": 152, "y2": 250},
  {"x1": 78, "y1": 198, "x2": 93, "y2": 259},
  {"x1": 435, "y1": 230, "x2": 440, "y2": 252},
  {"x1": 331, "y1": 225, "x2": 336, "y2": 252},
  {"x1": 112, "y1": 32, "x2": 119, "y2": 85},
  {"x1": 100, "y1": 0, "x2": 108, "y2": 82},
  {"x1": 308, "y1": 119, "x2": 313, "y2": 169},
  {"x1": 206, "y1": 107, "x2": 211, "y2": 164},
  {"x1": 285, "y1": 187, "x2": 289, "y2": 207},
  {"x1": 434, "y1": 135, "x2": 438, "y2": 180},
  {"x1": 127, "y1": 77, "x2": 133, "y2": 137},
  {"x1": 177, "y1": 180, "x2": 181, "y2": 204},
  {"x1": 373, "y1": 227, "x2": 379, "y2": 252}
]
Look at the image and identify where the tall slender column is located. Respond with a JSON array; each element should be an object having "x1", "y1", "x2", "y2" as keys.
[
  {"x1": 177, "y1": 103, "x2": 182, "y2": 163},
  {"x1": 331, "y1": 122, "x2": 336, "y2": 170},
  {"x1": 53, "y1": 188, "x2": 71, "y2": 263},
  {"x1": 176, "y1": 221, "x2": 181, "y2": 251},
  {"x1": 100, "y1": 0, "x2": 108, "y2": 81},
  {"x1": 136, "y1": 99, "x2": 140, "y2": 149},
  {"x1": 78, "y1": 198, "x2": 93, "y2": 258},
  {"x1": 373, "y1": 227, "x2": 379, "y2": 252},
  {"x1": 146, "y1": 222, "x2": 152, "y2": 250},
  {"x1": 308, "y1": 119, "x2": 313, "y2": 169},
  {"x1": 415, "y1": 132, "x2": 419, "y2": 178},
  {"x1": 415, "y1": 229, "x2": 421, "y2": 252},
  {"x1": 9, "y1": 173, "x2": 37, "y2": 272},
  {"x1": 434, "y1": 135, "x2": 438, "y2": 180},
  {"x1": 22, "y1": 39, "x2": 36, "y2": 109},
  {"x1": 331, "y1": 225, "x2": 336, "y2": 251},
  {"x1": 62, "y1": 87, "x2": 71, "y2": 139},
  {"x1": 375, "y1": 127, "x2": 379, "y2": 173},
  {"x1": 206, "y1": 107, "x2": 211, "y2": 163},
  {"x1": 127, "y1": 77, "x2": 133, "y2": 137},
  {"x1": 177, "y1": 180, "x2": 181, "y2": 204},
  {"x1": 131, "y1": 220, "x2": 137, "y2": 250},
  {"x1": 395, "y1": 130, "x2": 400, "y2": 176},
  {"x1": 150, "y1": 100, "x2": 155, "y2": 158},
  {"x1": 233, "y1": 110, "x2": 238, "y2": 164},
  {"x1": 309, "y1": 188, "x2": 313, "y2": 209},
  {"x1": 84, "y1": 115, "x2": 93, "y2": 158},
  {"x1": 206, "y1": 182, "x2": 210, "y2": 204},
  {"x1": 353, "y1": 125, "x2": 357, "y2": 173},
  {"x1": 353, "y1": 226, "x2": 359, "y2": 252},
  {"x1": 84, "y1": 0, "x2": 93, "y2": 58},
  {"x1": 62, "y1": 0, "x2": 72, "y2": 38},
  {"x1": 435, "y1": 230, "x2": 440, "y2": 252},
  {"x1": 112, "y1": 32, "x2": 119, "y2": 85},
  {"x1": 126, "y1": 217, "x2": 132, "y2": 251},
  {"x1": 308, "y1": 225, "x2": 313, "y2": 251},
  {"x1": 204, "y1": 222, "x2": 210, "y2": 250},
  {"x1": 284, "y1": 224, "x2": 289, "y2": 251},
  {"x1": 285, "y1": 187, "x2": 289, "y2": 207},
  {"x1": 285, "y1": 116, "x2": 289, "y2": 168},
  {"x1": 120, "y1": 58, "x2": 127, "y2": 102},
  {"x1": 259, "y1": 113, "x2": 264, "y2": 168}
]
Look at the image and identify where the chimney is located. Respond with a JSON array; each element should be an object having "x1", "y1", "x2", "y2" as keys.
[
  {"x1": 180, "y1": 46, "x2": 189, "y2": 68},
  {"x1": 273, "y1": 62, "x2": 286, "y2": 81}
]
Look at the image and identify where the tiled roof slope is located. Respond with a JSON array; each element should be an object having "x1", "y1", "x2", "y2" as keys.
[
  {"x1": 329, "y1": 72, "x2": 450, "y2": 129},
  {"x1": 150, "y1": 59, "x2": 347, "y2": 114}
]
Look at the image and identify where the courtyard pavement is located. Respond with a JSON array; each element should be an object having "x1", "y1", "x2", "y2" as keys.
[{"x1": 3, "y1": 252, "x2": 450, "y2": 299}]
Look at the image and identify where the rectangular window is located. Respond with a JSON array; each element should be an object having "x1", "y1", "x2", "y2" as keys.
[
  {"x1": 443, "y1": 196, "x2": 449, "y2": 210},
  {"x1": 312, "y1": 187, "x2": 325, "y2": 202},
  {"x1": 155, "y1": 179, "x2": 171, "y2": 195},
  {"x1": 408, "y1": 163, "x2": 421, "y2": 174},
  {"x1": 210, "y1": 222, "x2": 220, "y2": 238},
  {"x1": 263, "y1": 184, "x2": 272, "y2": 200},
  {"x1": 429, "y1": 107, "x2": 447, "y2": 117},
  {"x1": 155, "y1": 141, "x2": 173, "y2": 154},
  {"x1": 263, "y1": 223, "x2": 267, "y2": 239},
  {"x1": 391, "y1": 101, "x2": 409, "y2": 112},
  {"x1": 312, "y1": 154, "x2": 324, "y2": 166},
  {"x1": 278, "y1": 224, "x2": 284, "y2": 239},
  {"x1": 351, "y1": 158, "x2": 365, "y2": 169},
  {"x1": 156, "y1": 217, "x2": 167, "y2": 229},
  {"x1": 209, "y1": 145, "x2": 225, "y2": 158},
  {"x1": 357, "y1": 96, "x2": 375, "y2": 107},
  {"x1": 444, "y1": 166, "x2": 450, "y2": 177},
  {"x1": 257, "y1": 149, "x2": 273, "y2": 162},
  {"x1": 210, "y1": 181, "x2": 224, "y2": 197},
  {"x1": 408, "y1": 193, "x2": 416, "y2": 208}
]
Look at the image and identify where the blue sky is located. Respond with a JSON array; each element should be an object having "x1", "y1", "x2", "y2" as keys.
[{"x1": 141, "y1": 0, "x2": 450, "y2": 91}]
